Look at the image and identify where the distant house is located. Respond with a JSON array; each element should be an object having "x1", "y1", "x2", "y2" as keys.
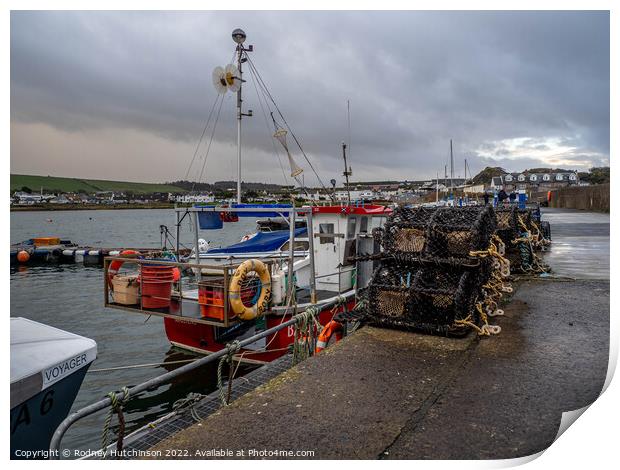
[
  {"x1": 490, "y1": 177, "x2": 504, "y2": 191},
  {"x1": 12, "y1": 191, "x2": 55, "y2": 205},
  {"x1": 490, "y1": 171, "x2": 579, "y2": 191},
  {"x1": 174, "y1": 193, "x2": 215, "y2": 204},
  {"x1": 49, "y1": 195, "x2": 72, "y2": 204}
]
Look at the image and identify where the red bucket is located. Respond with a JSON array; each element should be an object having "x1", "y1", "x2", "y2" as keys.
[{"x1": 141, "y1": 266, "x2": 174, "y2": 308}]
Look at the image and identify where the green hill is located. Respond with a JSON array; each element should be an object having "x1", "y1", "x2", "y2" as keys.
[{"x1": 11, "y1": 174, "x2": 187, "y2": 194}]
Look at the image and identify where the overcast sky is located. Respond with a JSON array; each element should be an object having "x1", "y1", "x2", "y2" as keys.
[{"x1": 10, "y1": 10, "x2": 609, "y2": 187}]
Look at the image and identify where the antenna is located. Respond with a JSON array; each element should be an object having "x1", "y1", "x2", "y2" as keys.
[
  {"x1": 347, "y1": 100, "x2": 352, "y2": 160},
  {"x1": 464, "y1": 158, "x2": 467, "y2": 184},
  {"x1": 342, "y1": 142, "x2": 352, "y2": 206}
]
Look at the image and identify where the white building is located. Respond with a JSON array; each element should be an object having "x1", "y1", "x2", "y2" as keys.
[{"x1": 172, "y1": 193, "x2": 215, "y2": 204}]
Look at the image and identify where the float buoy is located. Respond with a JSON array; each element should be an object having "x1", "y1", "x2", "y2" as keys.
[
  {"x1": 17, "y1": 250, "x2": 30, "y2": 264},
  {"x1": 229, "y1": 259, "x2": 271, "y2": 321},
  {"x1": 315, "y1": 320, "x2": 343, "y2": 353},
  {"x1": 172, "y1": 267, "x2": 181, "y2": 282}
]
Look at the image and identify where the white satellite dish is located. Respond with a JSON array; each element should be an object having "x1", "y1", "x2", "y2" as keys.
[{"x1": 212, "y1": 66, "x2": 228, "y2": 94}]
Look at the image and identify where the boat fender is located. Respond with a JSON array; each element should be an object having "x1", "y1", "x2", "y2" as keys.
[
  {"x1": 229, "y1": 259, "x2": 271, "y2": 321},
  {"x1": 108, "y1": 250, "x2": 141, "y2": 289},
  {"x1": 315, "y1": 320, "x2": 343, "y2": 354}
]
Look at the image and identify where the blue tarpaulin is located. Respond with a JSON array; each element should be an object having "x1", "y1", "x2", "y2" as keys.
[
  {"x1": 231, "y1": 203, "x2": 292, "y2": 218},
  {"x1": 207, "y1": 228, "x2": 307, "y2": 254}
]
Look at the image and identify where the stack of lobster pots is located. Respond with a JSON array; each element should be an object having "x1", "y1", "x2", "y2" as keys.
[
  {"x1": 494, "y1": 206, "x2": 548, "y2": 273},
  {"x1": 365, "y1": 205, "x2": 498, "y2": 337}
]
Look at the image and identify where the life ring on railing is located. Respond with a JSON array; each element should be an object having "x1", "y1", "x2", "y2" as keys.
[
  {"x1": 229, "y1": 259, "x2": 271, "y2": 321},
  {"x1": 315, "y1": 320, "x2": 343, "y2": 354},
  {"x1": 108, "y1": 250, "x2": 141, "y2": 288}
]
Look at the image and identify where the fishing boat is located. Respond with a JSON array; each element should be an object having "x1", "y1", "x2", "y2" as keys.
[
  {"x1": 11, "y1": 318, "x2": 97, "y2": 458},
  {"x1": 103, "y1": 29, "x2": 391, "y2": 363}
]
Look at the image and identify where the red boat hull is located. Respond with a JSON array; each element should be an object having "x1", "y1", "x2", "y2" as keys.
[{"x1": 164, "y1": 300, "x2": 355, "y2": 363}]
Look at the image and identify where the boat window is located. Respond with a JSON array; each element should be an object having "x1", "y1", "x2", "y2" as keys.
[
  {"x1": 280, "y1": 240, "x2": 310, "y2": 251},
  {"x1": 346, "y1": 217, "x2": 357, "y2": 239},
  {"x1": 360, "y1": 216, "x2": 369, "y2": 233},
  {"x1": 319, "y1": 223, "x2": 334, "y2": 244}
]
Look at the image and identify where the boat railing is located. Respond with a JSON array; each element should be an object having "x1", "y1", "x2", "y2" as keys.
[
  {"x1": 104, "y1": 256, "x2": 277, "y2": 328},
  {"x1": 49, "y1": 295, "x2": 346, "y2": 458}
]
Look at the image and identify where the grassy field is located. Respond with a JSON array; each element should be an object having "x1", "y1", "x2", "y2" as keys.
[{"x1": 11, "y1": 174, "x2": 186, "y2": 194}]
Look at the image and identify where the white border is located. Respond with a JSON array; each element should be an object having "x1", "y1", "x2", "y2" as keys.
[{"x1": 4, "y1": 2, "x2": 615, "y2": 469}]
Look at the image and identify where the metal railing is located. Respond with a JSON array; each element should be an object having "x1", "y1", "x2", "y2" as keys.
[{"x1": 49, "y1": 295, "x2": 344, "y2": 458}]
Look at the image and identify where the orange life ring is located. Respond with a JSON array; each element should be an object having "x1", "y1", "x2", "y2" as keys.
[
  {"x1": 315, "y1": 320, "x2": 343, "y2": 354},
  {"x1": 108, "y1": 250, "x2": 140, "y2": 288}
]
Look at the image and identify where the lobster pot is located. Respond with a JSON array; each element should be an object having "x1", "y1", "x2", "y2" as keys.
[
  {"x1": 366, "y1": 262, "x2": 491, "y2": 337},
  {"x1": 362, "y1": 204, "x2": 500, "y2": 337},
  {"x1": 495, "y1": 206, "x2": 518, "y2": 246},
  {"x1": 367, "y1": 285, "x2": 410, "y2": 325},
  {"x1": 423, "y1": 206, "x2": 496, "y2": 260},
  {"x1": 378, "y1": 207, "x2": 435, "y2": 260},
  {"x1": 515, "y1": 208, "x2": 533, "y2": 230},
  {"x1": 496, "y1": 207, "x2": 539, "y2": 273}
]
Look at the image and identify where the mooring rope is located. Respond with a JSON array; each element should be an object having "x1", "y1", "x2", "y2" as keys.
[
  {"x1": 89, "y1": 358, "x2": 198, "y2": 373},
  {"x1": 217, "y1": 340, "x2": 241, "y2": 406},
  {"x1": 101, "y1": 386, "x2": 130, "y2": 455},
  {"x1": 292, "y1": 306, "x2": 320, "y2": 365},
  {"x1": 172, "y1": 392, "x2": 207, "y2": 423}
]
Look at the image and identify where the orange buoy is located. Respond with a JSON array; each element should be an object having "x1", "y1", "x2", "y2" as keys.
[
  {"x1": 315, "y1": 320, "x2": 344, "y2": 354},
  {"x1": 17, "y1": 250, "x2": 30, "y2": 263},
  {"x1": 172, "y1": 267, "x2": 181, "y2": 282}
]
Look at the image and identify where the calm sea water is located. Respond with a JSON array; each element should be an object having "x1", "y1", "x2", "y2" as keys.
[{"x1": 10, "y1": 209, "x2": 258, "y2": 452}]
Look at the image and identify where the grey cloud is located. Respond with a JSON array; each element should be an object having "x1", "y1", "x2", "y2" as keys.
[{"x1": 10, "y1": 10, "x2": 609, "y2": 184}]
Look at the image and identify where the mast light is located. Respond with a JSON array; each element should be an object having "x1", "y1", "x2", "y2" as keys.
[{"x1": 232, "y1": 28, "x2": 246, "y2": 44}]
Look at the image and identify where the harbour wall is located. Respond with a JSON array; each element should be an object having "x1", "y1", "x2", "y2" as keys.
[{"x1": 532, "y1": 184, "x2": 610, "y2": 212}]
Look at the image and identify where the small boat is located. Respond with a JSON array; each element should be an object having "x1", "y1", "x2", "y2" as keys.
[
  {"x1": 103, "y1": 29, "x2": 391, "y2": 364},
  {"x1": 10, "y1": 318, "x2": 97, "y2": 458}
]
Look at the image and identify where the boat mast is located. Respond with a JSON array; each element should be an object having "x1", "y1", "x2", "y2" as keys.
[
  {"x1": 450, "y1": 139, "x2": 454, "y2": 194},
  {"x1": 342, "y1": 142, "x2": 352, "y2": 205},
  {"x1": 232, "y1": 28, "x2": 253, "y2": 204}
]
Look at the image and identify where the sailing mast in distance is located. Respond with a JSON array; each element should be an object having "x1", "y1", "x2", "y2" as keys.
[{"x1": 450, "y1": 139, "x2": 454, "y2": 194}]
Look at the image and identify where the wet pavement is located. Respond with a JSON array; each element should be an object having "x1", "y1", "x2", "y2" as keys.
[
  {"x1": 145, "y1": 209, "x2": 609, "y2": 460},
  {"x1": 541, "y1": 208, "x2": 609, "y2": 280}
]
